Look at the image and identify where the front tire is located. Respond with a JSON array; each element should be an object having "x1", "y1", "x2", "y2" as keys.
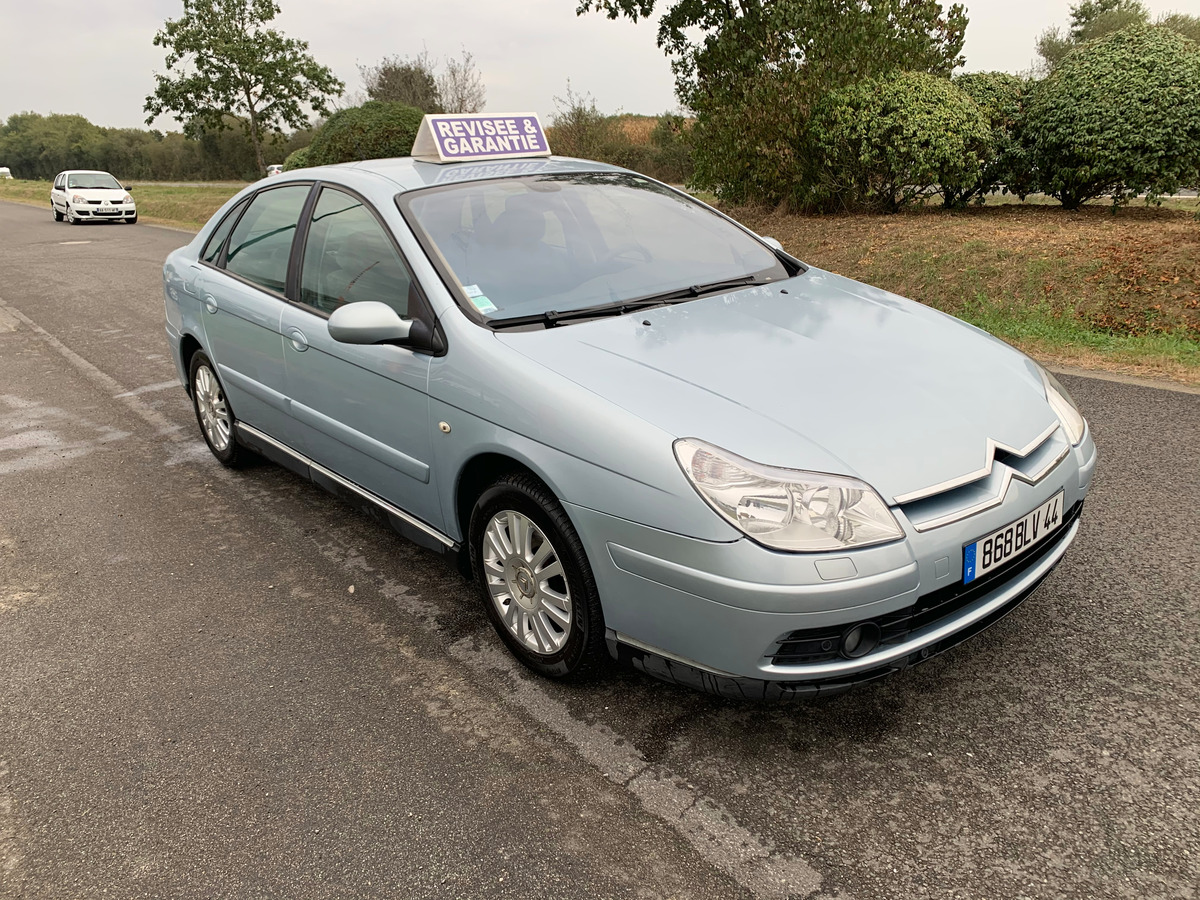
[
  {"x1": 67, "y1": 205, "x2": 80, "y2": 225},
  {"x1": 125, "y1": 213, "x2": 137, "y2": 225},
  {"x1": 469, "y1": 473, "x2": 606, "y2": 679},
  {"x1": 189, "y1": 351, "x2": 247, "y2": 467},
  {"x1": 53, "y1": 205, "x2": 63, "y2": 222}
]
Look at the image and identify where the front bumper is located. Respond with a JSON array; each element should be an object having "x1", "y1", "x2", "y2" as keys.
[
  {"x1": 569, "y1": 427, "x2": 1097, "y2": 692},
  {"x1": 71, "y1": 203, "x2": 135, "y2": 218}
]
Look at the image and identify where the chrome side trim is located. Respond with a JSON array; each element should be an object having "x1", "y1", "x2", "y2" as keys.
[
  {"x1": 907, "y1": 442, "x2": 1070, "y2": 533},
  {"x1": 236, "y1": 422, "x2": 456, "y2": 549},
  {"x1": 757, "y1": 519, "x2": 1079, "y2": 678},
  {"x1": 893, "y1": 420, "x2": 1061, "y2": 505}
]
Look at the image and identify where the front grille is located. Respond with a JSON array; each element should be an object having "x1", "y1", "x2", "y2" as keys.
[{"x1": 770, "y1": 500, "x2": 1083, "y2": 667}]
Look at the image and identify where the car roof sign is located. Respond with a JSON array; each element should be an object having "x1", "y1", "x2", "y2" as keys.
[{"x1": 411, "y1": 113, "x2": 551, "y2": 164}]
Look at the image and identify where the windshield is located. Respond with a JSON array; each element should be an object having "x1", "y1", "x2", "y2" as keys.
[
  {"x1": 67, "y1": 172, "x2": 122, "y2": 190},
  {"x1": 401, "y1": 173, "x2": 788, "y2": 323}
]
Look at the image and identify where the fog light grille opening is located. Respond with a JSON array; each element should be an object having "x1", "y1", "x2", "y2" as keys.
[{"x1": 840, "y1": 622, "x2": 881, "y2": 659}]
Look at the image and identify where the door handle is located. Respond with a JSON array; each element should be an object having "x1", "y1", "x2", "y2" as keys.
[
  {"x1": 286, "y1": 327, "x2": 309, "y2": 352},
  {"x1": 203, "y1": 294, "x2": 218, "y2": 314}
]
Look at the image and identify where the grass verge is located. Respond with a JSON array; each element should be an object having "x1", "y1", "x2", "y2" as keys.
[
  {"x1": 732, "y1": 202, "x2": 1200, "y2": 385},
  {"x1": 0, "y1": 178, "x2": 246, "y2": 230}
]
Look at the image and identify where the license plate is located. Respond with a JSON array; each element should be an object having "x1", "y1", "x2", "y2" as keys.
[{"x1": 963, "y1": 490, "x2": 1065, "y2": 584}]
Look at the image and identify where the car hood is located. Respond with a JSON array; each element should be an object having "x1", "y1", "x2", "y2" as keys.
[
  {"x1": 66, "y1": 188, "x2": 127, "y2": 200},
  {"x1": 495, "y1": 268, "x2": 1059, "y2": 503}
]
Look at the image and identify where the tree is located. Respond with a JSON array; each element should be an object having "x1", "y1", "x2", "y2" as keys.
[
  {"x1": 144, "y1": 0, "x2": 343, "y2": 174},
  {"x1": 1024, "y1": 26, "x2": 1200, "y2": 208},
  {"x1": 1036, "y1": 0, "x2": 1200, "y2": 72},
  {"x1": 810, "y1": 71, "x2": 990, "y2": 212},
  {"x1": 438, "y1": 49, "x2": 487, "y2": 114},
  {"x1": 576, "y1": 0, "x2": 968, "y2": 206},
  {"x1": 305, "y1": 101, "x2": 425, "y2": 166},
  {"x1": 361, "y1": 52, "x2": 444, "y2": 113}
]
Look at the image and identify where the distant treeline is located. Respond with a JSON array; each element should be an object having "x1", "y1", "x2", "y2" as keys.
[{"x1": 0, "y1": 112, "x2": 314, "y2": 181}]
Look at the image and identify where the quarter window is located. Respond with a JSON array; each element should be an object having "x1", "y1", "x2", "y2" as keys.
[
  {"x1": 300, "y1": 188, "x2": 412, "y2": 317},
  {"x1": 224, "y1": 185, "x2": 310, "y2": 293}
]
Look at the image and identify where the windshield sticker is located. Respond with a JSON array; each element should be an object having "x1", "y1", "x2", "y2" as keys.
[
  {"x1": 462, "y1": 284, "x2": 484, "y2": 298},
  {"x1": 469, "y1": 295, "x2": 498, "y2": 314}
]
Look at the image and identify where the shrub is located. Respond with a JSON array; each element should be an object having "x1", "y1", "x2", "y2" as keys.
[
  {"x1": 809, "y1": 71, "x2": 991, "y2": 212},
  {"x1": 950, "y1": 72, "x2": 1033, "y2": 204},
  {"x1": 305, "y1": 101, "x2": 424, "y2": 166},
  {"x1": 1024, "y1": 26, "x2": 1200, "y2": 208},
  {"x1": 282, "y1": 146, "x2": 310, "y2": 171}
]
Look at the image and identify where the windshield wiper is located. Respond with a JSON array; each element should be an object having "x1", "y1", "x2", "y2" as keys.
[{"x1": 488, "y1": 275, "x2": 763, "y2": 330}]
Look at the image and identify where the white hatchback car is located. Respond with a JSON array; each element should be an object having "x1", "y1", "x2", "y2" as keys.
[{"x1": 50, "y1": 170, "x2": 137, "y2": 224}]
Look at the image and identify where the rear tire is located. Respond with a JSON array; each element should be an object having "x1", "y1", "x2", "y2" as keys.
[
  {"x1": 469, "y1": 473, "x2": 606, "y2": 680},
  {"x1": 189, "y1": 351, "x2": 248, "y2": 468}
]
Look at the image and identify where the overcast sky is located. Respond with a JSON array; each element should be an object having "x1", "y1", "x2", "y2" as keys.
[{"x1": 1, "y1": 0, "x2": 1197, "y2": 131}]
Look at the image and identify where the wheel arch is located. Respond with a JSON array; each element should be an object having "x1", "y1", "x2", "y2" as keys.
[
  {"x1": 179, "y1": 333, "x2": 204, "y2": 396},
  {"x1": 455, "y1": 452, "x2": 554, "y2": 550}
]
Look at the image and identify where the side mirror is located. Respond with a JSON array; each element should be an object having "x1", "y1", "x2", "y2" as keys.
[
  {"x1": 125, "y1": 185, "x2": 133, "y2": 192},
  {"x1": 760, "y1": 236, "x2": 784, "y2": 252},
  {"x1": 328, "y1": 301, "x2": 414, "y2": 345}
]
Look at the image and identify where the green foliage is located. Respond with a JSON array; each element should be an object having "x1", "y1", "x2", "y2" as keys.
[
  {"x1": 578, "y1": 1, "x2": 969, "y2": 207},
  {"x1": 1036, "y1": 1, "x2": 1200, "y2": 72},
  {"x1": 1024, "y1": 26, "x2": 1200, "y2": 208},
  {"x1": 809, "y1": 71, "x2": 989, "y2": 212},
  {"x1": 283, "y1": 146, "x2": 310, "y2": 171},
  {"x1": 144, "y1": 0, "x2": 343, "y2": 172},
  {"x1": 546, "y1": 89, "x2": 693, "y2": 183},
  {"x1": 951, "y1": 72, "x2": 1033, "y2": 203},
  {"x1": 0, "y1": 110, "x2": 304, "y2": 180},
  {"x1": 305, "y1": 101, "x2": 424, "y2": 166}
]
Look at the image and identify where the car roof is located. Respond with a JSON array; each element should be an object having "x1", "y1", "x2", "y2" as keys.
[
  {"x1": 308, "y1": 155, "x2": 624, "y2": 193},
  {"x1": 59, "y1": 169, "x2": 117, "y2": 176}
]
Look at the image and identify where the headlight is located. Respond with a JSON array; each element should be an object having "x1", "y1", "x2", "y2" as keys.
[
  {"x1": 122, "y1": 193, "x2": 134, "y2": 204},
  {"x1": 674, "y1": 439, "x2": 904, "y2": 552},
  {"x1": 71, "y1": 194, "x2": 87, "y2": 204},
  {"x1": 1040, "y1": 367, "x2": 1086, "y2": 446}
]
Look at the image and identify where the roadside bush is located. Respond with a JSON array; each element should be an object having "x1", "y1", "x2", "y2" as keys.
[
  {"x1": 809, "y1": 71, "x2": 990, "y2": 212},
  {"x1": 949, "y1": 72, "x2": 1033, "y2": 204},
  {"x1": 1024, "y1": 26, "x2": 1200, "y2": 208},
  {"x1": 305, "y1": 101, "x2": 424, "y2": 166},
  {"x1": 546, "y1": 91, "x2": 695, "y2": 184},
  {"x1": 283, "y1": 146, "x2": 310, "y2": 171}
]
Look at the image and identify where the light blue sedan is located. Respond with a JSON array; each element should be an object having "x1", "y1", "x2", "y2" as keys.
[{"x1": 163, "y1": 155, "x2": 1096, "y2": 698}]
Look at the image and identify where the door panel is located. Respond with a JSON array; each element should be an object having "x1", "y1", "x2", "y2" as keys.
[
  {"x1": 198, "y1": 183, "x2": 312, "y2": 449},
  {"x1": 281, "y1": 186, "x2": 442, "y2": 529},
  {"x1": 281, "y1": 305, "x2": 441, "y2": 528}
]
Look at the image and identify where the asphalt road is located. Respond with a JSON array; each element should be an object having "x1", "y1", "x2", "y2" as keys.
[{"x1": 1, "y1": 200, "x2": 1197, "y2": 900}]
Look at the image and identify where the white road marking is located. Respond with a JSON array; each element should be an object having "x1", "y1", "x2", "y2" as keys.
[
  {"x1": 449, "y1": 638, "x2": 826, "y2": 900},
  {"x1": 58, "y1": 240, "x2": 92, "y2": 245},
  {"x1": 0, "y1": 295, "x2": 182, "y2": 440},
  {"x1": 114, "y1": 380, "x2": 180, "y2": 398}
]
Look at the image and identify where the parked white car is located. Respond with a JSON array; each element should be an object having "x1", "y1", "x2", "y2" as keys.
[
  {"x1": 0, "y1": 167, "x2": 13, "y2": 179},
  {"x1": 50, "y1": 170, "x2": 137, "y2": 224},
  {"x1": 265, "y1": 164, "x2": 284, "y2": 177}
]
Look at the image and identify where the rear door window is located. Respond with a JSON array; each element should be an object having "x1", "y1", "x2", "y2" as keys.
[{"x1": 223, "y1": 184, "x2": 311, "y2": 294}]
